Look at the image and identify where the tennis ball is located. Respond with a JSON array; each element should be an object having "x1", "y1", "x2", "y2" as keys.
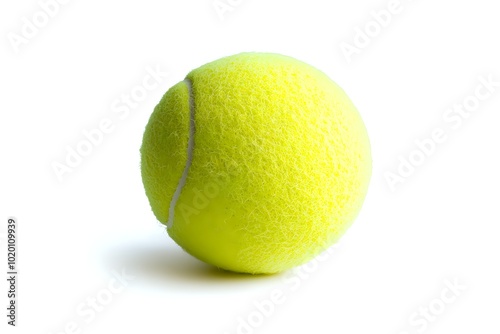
[{"x1": 141, "y1": 53, "x2": 371, "y2": 274}]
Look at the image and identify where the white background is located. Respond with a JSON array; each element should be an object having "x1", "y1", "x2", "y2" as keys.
[{"x1": 1, "y1": 0, "x2": 499, "y2": 333}]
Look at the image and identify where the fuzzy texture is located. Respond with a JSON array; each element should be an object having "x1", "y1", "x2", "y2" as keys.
[{"x1": 140, "y1": 53, "x2": 371, "y2": 274}]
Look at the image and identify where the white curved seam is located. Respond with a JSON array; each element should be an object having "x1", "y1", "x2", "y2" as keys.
[{"x1": 167, "y1": 78, "x2": 195, "y2": 229}]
